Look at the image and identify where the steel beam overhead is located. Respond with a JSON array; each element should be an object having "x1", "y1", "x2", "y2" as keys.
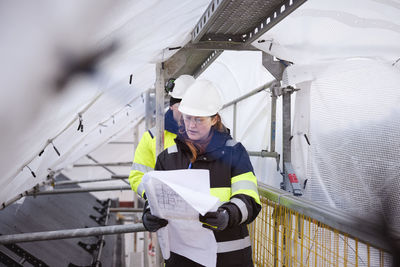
[
  {"x1": 164, "y1": 0, "x2": 307, "y2": 79},
  {"x1": 244, "y1": 0, "x2": 307, "y2": 44},
  {"x1": 185, "y1": 42, "x2": 258, "y2": 51},
  {"x1": 193, "y1": 50, "x2": 223, "y2": 78},
  {"x1": 0, "y1": 224, "x2": 146, "y2": 245}
]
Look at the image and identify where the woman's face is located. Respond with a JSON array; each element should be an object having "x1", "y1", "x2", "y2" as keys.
[{"x1": 182, "y1": 114, "x2": 217, "y2": 141}]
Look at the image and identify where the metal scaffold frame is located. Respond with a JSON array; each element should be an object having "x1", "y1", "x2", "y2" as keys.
[{"x1": 0, "y1": 224, "x2": 146, "y2": 245}]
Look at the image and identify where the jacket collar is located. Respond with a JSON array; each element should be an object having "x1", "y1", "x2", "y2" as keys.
[
  {"x1": 175, "y1": 129, "x2": 232, "y2": 161},
  {"x1": 164, "y1": 109, "x2": 179, "y2": 134}
]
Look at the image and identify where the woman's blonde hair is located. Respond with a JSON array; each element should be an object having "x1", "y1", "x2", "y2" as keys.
[{"x1": 179, "y1": 114, "x2": 228, "y2": 163}]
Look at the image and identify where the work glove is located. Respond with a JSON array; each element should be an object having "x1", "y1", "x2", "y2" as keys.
[
  {"x1": 199, "y1": 207, "x2": 230, "y2": 232},
  {"x1": 142, "y1": 201, "x2": 168, "y2": 232}
]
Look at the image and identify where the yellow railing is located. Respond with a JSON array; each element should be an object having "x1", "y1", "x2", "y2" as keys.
[{"x1": 249, "y1": 184, "x2": 392, "y2": 267}]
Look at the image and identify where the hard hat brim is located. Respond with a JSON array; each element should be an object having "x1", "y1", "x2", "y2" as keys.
[{"x1": 178, "y1": 104, "x2": 220, "y2": 117}]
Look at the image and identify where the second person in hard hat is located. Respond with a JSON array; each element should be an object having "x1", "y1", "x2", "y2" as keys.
[
  {"x1": 128, "y1": 75, "x2": 195, "y2": 199},
  {"x1": 145, "y1": 79, "x2": 261, "y2": 267}
]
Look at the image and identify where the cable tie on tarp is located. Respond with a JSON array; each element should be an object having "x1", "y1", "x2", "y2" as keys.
[
  {"x1": 126, "y1": 104, "x2": 132, "y2": 116},
  {"x1": 168, "y1": 46, "x2": 181, "y2": 50},
  {"x1": 50, "y1": 141, "x2": 61, "y2": 156},
  {"x1": 77, "y1": 114, "x2": 84, "y2": 132},
  {"x1": 304, "y1": 134, "x2": 310, "y2": 145},
  {"x1": 25, "y1": 165, "x2": 36, "y2": 178}
]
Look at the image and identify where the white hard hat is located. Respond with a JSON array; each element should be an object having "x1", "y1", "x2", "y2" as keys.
[
  {"x1": 169, "y1": 75, "x2": 195, "y2": 99},
  {"x1": 178, "y1": 79, "x2": 223, "y2": 116}
]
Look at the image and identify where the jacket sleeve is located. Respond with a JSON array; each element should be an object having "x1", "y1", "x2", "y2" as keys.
[
  {"x1": 228, "y1": 142, "x2": 261, "y2": 225},
  {"x1": 128, "y1": 131, "x2": 156, "y2": 198}
]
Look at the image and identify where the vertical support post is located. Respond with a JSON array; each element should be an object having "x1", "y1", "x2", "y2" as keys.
[
  {"x1": 155, "y1": 65, "x2": 165, "y2": 156},
  {"x1": 270, "y1": 93, "x2": 277, "y2": 152},
  {"x1": 145, "y1": 90, "x2": 152, "y2": 130},
  {"x1": 133, "y1": 124, "x2": 139, "y2": 207},
  {"x1": 133, "y1": 124, "x2": 139, "y2": 253},
  {"x1": 133, "y1": 124, "x2": 139, "y2": 149},
  {"x1": 282, "y1": 89, "x2": 302, "y2": 196},
  {"x1": 143, "y1": 233, "x2": 149, "y2": 267},
  {"x1": 282, "y1": 91, "x2": 291, "y2": 166},
  {"x1": 233, "y1": 102, "x2": 237, "y2": 140},
  {"x1": 155, "y1": 62, "x2": 165, "y2": 267},
  {"x1": 281, "y1": 90, "x2": 291, "y2": 192}
]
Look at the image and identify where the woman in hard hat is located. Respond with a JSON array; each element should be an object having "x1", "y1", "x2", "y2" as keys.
[
  {"x1": 143, "y1": 79, "x2": 261, "y2": 267},
  {"x1": 129, "y1": 74, "x2": 195, "y2": 199}
]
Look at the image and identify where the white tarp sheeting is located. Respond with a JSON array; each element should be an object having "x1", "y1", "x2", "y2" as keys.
[
  {"x1": 1, "y1": 0, "x2": 399, "y2": 221},
  {"x1": 0, "y1": 0, "x2": 210, "y2": 205}
]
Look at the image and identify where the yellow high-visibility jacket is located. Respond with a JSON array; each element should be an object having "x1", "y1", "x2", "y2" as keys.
[{"x1": 128, "y1": 109, "x2": 178, "y2": 198}]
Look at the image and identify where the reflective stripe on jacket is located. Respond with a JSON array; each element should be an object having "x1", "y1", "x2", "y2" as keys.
[
  {"x1": 128, "y1": 110, "x2": 178, "y2": 197},
  {"x1": 155, "y1": 129, "x2": 261, "y2": 266}
]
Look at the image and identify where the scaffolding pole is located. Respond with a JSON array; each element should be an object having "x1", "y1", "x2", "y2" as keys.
[
  {"x1": 27, "y1": 185, "x2": 132, "y2": 196},
  {"x1": 247, "y1": 151, "x2": 279, "y2": 158},
  {"x1": 73, "y1": 162, "x2": 132, "y2": 167},
  {"x1": 221, "y1": 80, "x2": 275, "y2": 110},
  {"x1": 110, "y1": 208, "x2": 142, "y2": 213},
  {"x1": 0, "y1": 180, "x2": 51, "y2": 210},
  {"x1": 95, "y1": 199, "x2": 111, "y2": 267},
  {"x1": 0, "y1": 223, "x2": 146, "y2": 245},
  {"x1": 155, "y1": 62, "x2": 165, "y2": 267},
  {"x1": 54, "y1": 177, "x2": 128, "y2": 186}
]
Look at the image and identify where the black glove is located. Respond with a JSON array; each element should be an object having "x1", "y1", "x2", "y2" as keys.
[
  {"x1": 199, "y1": 207, "x2": 229, "y2": 232},
  {"x1": 142, "y1": 201, "x2": 168, "y2": 232}
]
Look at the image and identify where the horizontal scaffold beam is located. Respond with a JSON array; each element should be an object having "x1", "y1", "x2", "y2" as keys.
[
  {"x1": 27, "y1": 185, "x2": 132, "y2": 196},
  {"x1": 54, "y1": 177, "x2": 128, "y2": 186},
  {"x1": 0, "y1": 223, "x2": 146, "y2": 245},
  {"x1": 73, "y1": 162, "x2": 132, "y2": 167}
]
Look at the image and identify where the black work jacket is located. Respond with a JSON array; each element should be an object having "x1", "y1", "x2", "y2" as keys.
[{"x1": 155, "y1": 129, "x2": 261, "y2": 267}]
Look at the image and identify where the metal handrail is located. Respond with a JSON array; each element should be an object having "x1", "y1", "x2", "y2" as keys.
[
  {"x1": 258, "y1": 182, "x2": 393, "y2": 252},
  {"x1": 221, "y1": 80, "x2": 275, "y2": 110},
  {"x1": 27, "y1": 185, "x2": 132, "y2": 196},
  {"x1": 54, "y1": 177, "x2": 128, "y2": 186},
  {"x1": 0, "y1": 223, "x2": 146, "y2": 245}
]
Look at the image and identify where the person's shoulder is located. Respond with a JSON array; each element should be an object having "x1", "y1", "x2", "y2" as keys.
[
  {"x1": 225, "y1": 138, "x2": 239, "y2": 147},
  {"x1": 158, "y1": 143, "x2": 179, "y2": 158},
  {"x1": 224, "y1": 138, "x2": 248, "y2": 155},
  {"x1": 143, "y1": 127, "x2": 175, "y2": 140}
]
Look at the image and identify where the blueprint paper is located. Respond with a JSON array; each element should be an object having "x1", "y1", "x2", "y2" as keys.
[{"x1": 142, "y1": 169, "x2": 220, "y2": 267}]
